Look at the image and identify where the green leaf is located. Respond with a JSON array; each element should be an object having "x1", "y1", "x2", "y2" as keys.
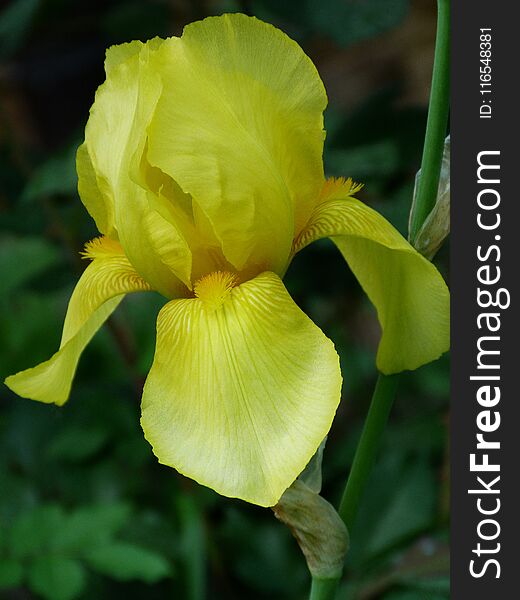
[
  {"x1": 347, "y1": 453, "x2": 438, "y2": 569},
  {"x1": 46, "y1": 426, "x2": 110, "y2": 462},
  {"x1": 177, "y1": 495, "x2": 206, "y2": 600},
  {"x1": 28, "y1": 556, "x2": 86, "y2": 600},
  {"x1": 0, "y1": 559, "x2": 23, "y2": 589},
  {"x1": 365, "y1": 462, "x2": 436, "y2": 557},
  {"x1": 85, "y1": 542, "x2": 170, "y2": 582},
  {"x1": 9, "y1": 505, "x2": 65, "y2": 559},
  {"x1": 22, "y1": 147, "x2": 78, "y2": 203},
  {"x1": 0, "y1": 289, "x2": 67, "y2": 378},
  {"x1": 0, "y1": 236, "x2": 60, "y2": 299},
  {"x1": 53, "y1": 503, "x2": 131, "y2": 554}
]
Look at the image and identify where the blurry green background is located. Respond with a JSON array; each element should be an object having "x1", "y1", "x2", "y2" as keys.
[{"x1": 0, "y1": 1, "x2": 449, "y2": 598}]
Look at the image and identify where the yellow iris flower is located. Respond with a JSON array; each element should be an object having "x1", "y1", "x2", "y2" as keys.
[{"x1": 5, "y1": 14, "x2": 449, "y2": 507}]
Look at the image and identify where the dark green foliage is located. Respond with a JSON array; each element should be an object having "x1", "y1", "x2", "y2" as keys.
[
  {"x1": 0, "y1": 503, "x2": 171, "y2": 599},
  {"x1": 0, "y1": 0, "x2": 40, "y2": 58},
  {"x1": 253, "y1": 0, "x2": 410, "y2": 46}
]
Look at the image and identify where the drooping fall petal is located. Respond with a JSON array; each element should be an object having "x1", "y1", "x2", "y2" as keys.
[
  {"x1": 141, "y1": 271, "x2": 342, "y2": 507},
  {"x1": 294, "y1": 179, "x2": 450, "y2": 374},
  {"x1": 146, "y1": 14, "x2": 327, "y2": 274},
  {"x1": 5, "y1": 239, "x2": 152, "y2": 406}
]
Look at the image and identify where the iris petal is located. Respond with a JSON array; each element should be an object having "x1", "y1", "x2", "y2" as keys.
[
  {"x1": 80, "y1": 39, "x2": 191, "y2": 297},
  {"x1": 5, "y1": 241, "x2": 152, "y2": 406},
  {"x1": 76, "y1": 143, "x2": 116, "y2": 239},
  {"x1": 146, "y1": 14, "x2": 327, "y2": 274},
  {"x1": 294, "y1": 179, "x2": 450, "y2": 374},
  {"x1": 75, "y1": 40, "x2": 144, "y2": 239},
  {"x1": 141, "y1": 271, "x2": 342, "y2": 507}
]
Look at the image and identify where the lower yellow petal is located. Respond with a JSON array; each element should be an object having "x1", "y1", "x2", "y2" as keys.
[
  {"x1": 5, "y1": 241, "x2": 152, "y2": 406},
  {"x1": 294, "y1": 181, "x2": 450, "y2": 373},
  {"x1": 141, "y1": 271, "x2": 342, "y2": 507}
]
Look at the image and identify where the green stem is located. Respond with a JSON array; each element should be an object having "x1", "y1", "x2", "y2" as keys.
[
  {"x1": 338, "y1": 374, "x2": 399, "y2": 528},
  {"x1": 309, "y1": 577, "x2": 341, "y2": 600},
  {"x1": 308, "y1": 3, "x2": 450, "y2": 599},
  {"x1": 308, "y1": 375, "x2": 399, "y2": 600},
  {"x1": 409, "y1": 0, "x2": 450, "y2": 241}
]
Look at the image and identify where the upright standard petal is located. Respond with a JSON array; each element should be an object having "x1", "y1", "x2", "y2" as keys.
[
  {"x1": 80, "y1": 40, "x2": 192, "y2": 297},
  {"x1": 77, "y1": 40, "x2": 144, "y2": 239},
  {"x1": 76, "y1": 142, "x2": 116, "y2": 239},
  {"x1": 141, "y1": 271, "x2": 342, "y2": 507},
  {"x1": 5, "y1": 239, "x2": 152, "y2": 406},
  {"x1": 294, "y1": 179, "x2": 450, "y2": 374},
  {"x1": 146, "y1": 14, "x2": 327, "y2": 274}
]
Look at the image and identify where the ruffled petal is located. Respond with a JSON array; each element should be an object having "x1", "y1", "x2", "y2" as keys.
[
  {"x1": 146, "y1": 14, "x2": 327, "y2": 274},
  {"x1": 141, "y1": 271, "x2": 342, "y2": 507},
  {"x1": 294, "y1": 179, "x2": 450, "y2": 374},
  {"x1": 76, "y1": 142, "x2": 116, "y2": 239},
  {"x1": 75, "y1": 41, "x2": 144, "y2": 239},
  {"x1": 4, "y1": 239, "x2": 152, "y2": 406},
  {"x1": 80, "y1": 39, "x2": 191, "y2": 297}
]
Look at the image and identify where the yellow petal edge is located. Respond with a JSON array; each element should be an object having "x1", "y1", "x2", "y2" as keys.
[
  {"x1": 5, "y1": 240, "x2": 151, "y2": 406},
  {"x1": 294, "y1": 179, "x2": 450, "y2": 374},
  {"x1": 141, "y1": 271, "x2": 342, "y2": 506}
]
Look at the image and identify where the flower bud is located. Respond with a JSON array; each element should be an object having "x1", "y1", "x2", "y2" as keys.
[{"x1": 409, "y1": 135, "x2": 450, "y2": 259}]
